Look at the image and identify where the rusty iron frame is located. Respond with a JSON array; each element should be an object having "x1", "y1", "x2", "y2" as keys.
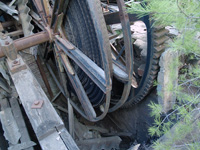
[
  {"x1": 0, "y1": 31, "x2": 49, "y2": 58},
  {"x1": 0, "y1": 0, "x2": 138, "y2": 121}
]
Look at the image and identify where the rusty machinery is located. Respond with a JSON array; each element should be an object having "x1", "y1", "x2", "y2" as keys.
[{"x1": 0, "y1": 0, "x2": 168, "y2": 122}]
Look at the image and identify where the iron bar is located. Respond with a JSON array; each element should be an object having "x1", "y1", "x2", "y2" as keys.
[
  {"x1": 41, "y1": 0, "x2": 52, "y2": 24},
  {"x1": 50, "y1": 39, "x2": 112, "y2": 122},
  {"x1": 32, "y1": 0, "x2": 48, "y2": 26},
  {"x1": 0, "y1": 31, "x2": 49, "y2": 58},
  {"x1": 50, "y1": 0, "x2": 67, "y2": 28},
  {"x1": 5, "y1": 29, "x2": 23, "y2": 37},
  {"x1": 14, "y1": 31, "x2": 49, "y2": 51}
]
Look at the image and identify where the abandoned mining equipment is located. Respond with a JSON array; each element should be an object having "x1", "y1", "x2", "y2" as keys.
[
  {"x1": 0, "y1": 0, "x2": 168, "y2": 149},
  {"x1": 0, "y1": 0, "x2": 169, "y2": 121}
]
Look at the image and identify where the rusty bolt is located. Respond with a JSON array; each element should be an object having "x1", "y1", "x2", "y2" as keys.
[
  {"x1": 12, "y1": 59, "x2": 20, "y2": 67},
  {"x1": 13, "y1": 60, "x2": 18, "y2": 64},
  {"x1": 5, "y1": 41, "x2": 9, "y2": 45},
  {"x1": 31, "y1": 100, "x2": 44, "y2": 109},
  {"x1": 34, "y1": 101, "x2": 40, "y2": 105}
]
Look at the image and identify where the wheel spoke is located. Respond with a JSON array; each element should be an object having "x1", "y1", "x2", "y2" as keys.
[
  {"x1": 54, "y1": 44, "x2": 97, "y2": 121},
  {"x1": 32, "y1": 0, "x2": 48, "y2": 26},
  {"x1": 41, "y1": 0, "x2": 52, "y2": 24},
  {"x1": 51, "y1": 0, "x2": 70, "y2": 28},
  {"x1": 55, "y1": 36, "x2": 108, "y2": 93}
]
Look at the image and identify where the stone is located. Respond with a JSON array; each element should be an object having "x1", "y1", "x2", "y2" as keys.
[
  {"x1": 165, "y1": 26, "x2": 179, "y2": 36},
  {"x1": 157, "y1": 48, "x2": 178, "y2": 113},
  {"x1": 134, "y1": 39, "x2": 147, "y2": 57},
  {"x1": 131, "y1": 21, "x2": 147, "y2": 57}
]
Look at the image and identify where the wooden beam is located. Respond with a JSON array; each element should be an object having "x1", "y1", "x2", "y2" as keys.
[{"x1": 7, "y1": 56, "x2": 79, "y2": 150}]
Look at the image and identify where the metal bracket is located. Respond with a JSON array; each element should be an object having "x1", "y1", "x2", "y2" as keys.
[
  {"x1": 0, "y1": 35, "x2": 17, "y2": 60},
  {"x1": 0, "y1": 35, "x2": 27, "y2": 74},
  {"x1": 7, "y1": 55, "x2": 27, "y2": 74}
]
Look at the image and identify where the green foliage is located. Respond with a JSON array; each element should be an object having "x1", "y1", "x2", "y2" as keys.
[
  {"x1": 148, "y1": 102, "x2": 162, "y2": 118},
  {"x1": 127, "y1": 0, "x2": 200, "y2": 55},
  {"x1": 129, "y1": 0, "x2": 200, "y2": 149}
]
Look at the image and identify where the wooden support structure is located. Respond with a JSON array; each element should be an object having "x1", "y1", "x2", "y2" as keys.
[{"x1": 7, "y1": 55, "x2": 79, "y2": 150}]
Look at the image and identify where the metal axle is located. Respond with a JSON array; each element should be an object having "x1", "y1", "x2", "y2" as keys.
[{"x1": 0, "y1": 31, "x2": 50, "y2": 58}]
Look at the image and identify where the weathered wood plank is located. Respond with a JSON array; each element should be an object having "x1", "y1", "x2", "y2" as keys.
[
  {"x1": 39, "y1": 129, "x2": 69, "y2": 150},
  {"x1": 57, "y1": 127, "x2": 78, "y2": 150},
  {"x1": 0, "y1": 98, "x2": 21, "y2": 145},
  {"x1": 9, "y1": 97, "x2": 34, "y2": 150},
  {"x1": 8, "y1": 141, "x2": 36, "y2": 150},
  {"x1": 10, "y1": 68, "x2": 63, "y2": 139},
  {"x1": 7, "y1": 56, "x2": 79, "y2": 150}
]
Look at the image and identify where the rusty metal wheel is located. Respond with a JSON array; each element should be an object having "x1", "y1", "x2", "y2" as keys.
[
  {"x1": 50, "y1": 0, "x2": 113, "y2": 122},
  {"x1": 29, "y1": 0, "x2": 113, "y2": 122},
  {"x1": 63, "y1": 0, "x2": 112, "y2": 107},
  {"x1": 103, "y1": 4, "x2": 168, "y2": 107},
  {"x1": 123, "y1": 16, "x2": 169, "y2": 107}
]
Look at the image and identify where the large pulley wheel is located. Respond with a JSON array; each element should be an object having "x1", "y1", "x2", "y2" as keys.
[
  {"x1": 63, "y1": 0, "x2": 112, "y2": 107},
  {"x1": 57, "y1": 0, "x2": 113, "y2": 121},
  {"x1": 30, "y1": 0, "x2": 168, "y2": 121},
  {"x1": 123, "y1": 16, "x2": 169, "y2": 107},
  {"x1": 31, "y1": 0, "x2": 112, "y2": 122}
]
